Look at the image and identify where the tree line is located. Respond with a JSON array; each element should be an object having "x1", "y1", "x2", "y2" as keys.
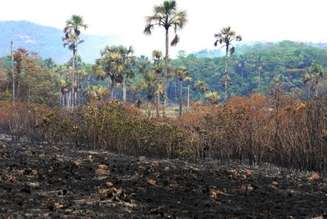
[{"x1": 0, "y1": 0, "x2": 326, "y2": 117}]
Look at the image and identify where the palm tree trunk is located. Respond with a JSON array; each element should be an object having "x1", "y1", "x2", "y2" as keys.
[
  {"x1": 72, "y1": 50, "x2": 76, "y2": 108},
  {"x1": 10, "y1": 41, "x2": 15, "y2": 104},
  {"x1": 28, "y1": 87, "x2": 30, "y2": 104},
  {"x1": 156, "y1": 91, "x2": 160, "y2": 118},
  {"x1": 67, "y1": 91, "x2": 71, "y2": 108},
  {"x1": 187, "y1": 85, "x2": 190, "y2": 109},
  {"x1": 111, "y1": 81, "x2": 116, "y2": 100},
  {"x1": 179, "y1": 80, "x2": 183, "y2": 117},
  {"x1": 224, "y1": 50, "x2": 229, "y2": 101},
  {"x1": 163, "y1": 28, "x2": 169, "y2": 117},
  {"x1": 122, "y1": 76, "x2": 127, "y2": 102},
  {"x1": 258, "y1": 69, "x2": 261, "y2": 92}
]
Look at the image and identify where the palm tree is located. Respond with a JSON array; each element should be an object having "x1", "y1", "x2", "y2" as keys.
[
  {"x1": 175, "y1": 67, "x2": 188, "y2": 116},
  {"x1": 303, "y1": 63, "x2": 325, "y2": 98},
  {"x1": 95, "y1": 46, "x2": 134, "y2": 101},
  {"x1": 152, "y1": 50, "x2": 164, "y2": 117},
  {"x1": 195, "y1": 80, "x2": 209, "y2": 93},
  {"x1": 63, "y1": 15, "x2": 87, "y2": 107},
  {"x1": 87, "y1": 85, "x2": 109, "y2": 102},
  {"x1": 144, "y1": 0, "x2": 187, "y2": 116},
  {"x1": 249, "y1": 54, "x2": 265, "y2": 93},
  {"x1": 214, "y1": 26, "x2": 242, "y2": 101},
  {"x1": 185, "y1": 75, "x2": 192, "y2": 110},
  {"x1": 205, "y1": 91, "x2": 220, "y2": 104},
  {"x1": 195, "y1": 80, "x2": 209, "y2": 103}
]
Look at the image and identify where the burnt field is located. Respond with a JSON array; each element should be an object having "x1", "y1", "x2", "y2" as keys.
[{"x1": 0, "y1": 141, "x2": 326, "y2": 218}]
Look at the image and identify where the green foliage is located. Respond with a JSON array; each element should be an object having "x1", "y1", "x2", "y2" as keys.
[
  {"x1": 0, "y1": 49, "x2": 60, "y2": 105},
  {"x1": 63, "y1": 15, "x2": 87, "y2": 54},
  {"x1": 144, "y1": 0, "x2": 187, "y2": 45},
  {"x1": 170, "y1": 41, "x2": 326, "y2": 101},
  {"x1": 95, "y1": 46, "x2": 135, "y2": 89},
  {"x1": 205, "y1": 91, "x2": 220, "y2": 104}
]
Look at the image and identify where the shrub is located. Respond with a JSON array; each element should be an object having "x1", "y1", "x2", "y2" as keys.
[{"x1": 0, "y1": 94, "x2": 325, "y2": 173}]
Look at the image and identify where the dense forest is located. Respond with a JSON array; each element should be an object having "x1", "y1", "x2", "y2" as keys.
[{"x1": 0, "y1": 0, "x2": 326, "y2": 218}]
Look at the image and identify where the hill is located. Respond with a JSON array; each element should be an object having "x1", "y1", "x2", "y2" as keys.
[{"x1": 0, "y1": 21, "x2": 118, "y2": 63}]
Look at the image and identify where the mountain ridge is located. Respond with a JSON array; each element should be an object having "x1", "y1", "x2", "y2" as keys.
[
  {"x1": 0, "y1": 20, "x2": 119, "y2": 63},
  {"x1": 0, "y1": 20, "x2": 326, "y2": 63}
]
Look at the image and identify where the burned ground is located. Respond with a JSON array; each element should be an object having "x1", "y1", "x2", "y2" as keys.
[{"x1": 0, "y1": 141, "x2": 326, "y2": 218}]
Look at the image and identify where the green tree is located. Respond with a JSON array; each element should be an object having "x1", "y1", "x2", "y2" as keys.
[
  {"x1": 214, "y1": 26, "x2": 242, "y2": 101},
  {"x1": 204, "y1": 91, "x2": 220, "y2": 104},
  {"x1": 144, "y1": 0, "x2": 187, "y2": 116},
  {"x1": 303, "y1": 63, "x2": 325, "y2": 98},
  {"x1": 4, "y1": 49, "x2": 60, "y2": 105},
  {"x1": 95, "y1": 46, "x2": 134, "y2": 101}
]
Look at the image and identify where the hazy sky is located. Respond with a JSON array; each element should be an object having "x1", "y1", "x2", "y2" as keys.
[{"x1": 0, "y1": 0, "x2": 327, "y2": 56}]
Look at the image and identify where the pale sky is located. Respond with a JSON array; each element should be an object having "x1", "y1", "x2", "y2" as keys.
[{"x1": 0, "y1": 0, "x2": 327, "y2": 56}]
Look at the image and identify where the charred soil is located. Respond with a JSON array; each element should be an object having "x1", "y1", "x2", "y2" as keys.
[{"x1": 0, "y1": 141, "x2": 326, "y2": 218}]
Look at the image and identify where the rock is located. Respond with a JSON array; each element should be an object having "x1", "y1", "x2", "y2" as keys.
[
  {"x1": 96, "y1": 164, "x2": 110, "y2": 176},
  {"x1": 97, "y1": 164, "x2": 109, "y2": 170},
  {"x1": 73, "y1": 160, "x2": 81, "y2": 167},
  {"x1": 240, "y1": 184, "x2": 254, "y2": 193},
  {"x1": 209, "y1": 189, "x2": 224, "y2": 199},
  {"x1": 55, "y1": 202, "x2": 65, "y2": 209},
  {"x1": 309, "y1": 172, "x2": 320, "y2": 182},
  {"x1": 245, "y1": 169, "x2": 253, "y2": 177},
  {"x1": 32, "y1": 169, "x2": 38, "y2": 175},
  {"x1": 27, "y1": 182, "x2": 40, "y2": 188},
  {"x1": 96, "y1": 168, "x2": 110, "y2": 176},
  {"x1": 147, "y1": 178, "x2": 157, "y2": 186},
  {"x1": 272, "y1": 181, "x2": 279, "y2": 186},
  {"x1": 138, "y1": 156, "x2": 146, "y2": 161},
  {"x1": 105, "y1": 181, "x2": 114, "y2": 188}
]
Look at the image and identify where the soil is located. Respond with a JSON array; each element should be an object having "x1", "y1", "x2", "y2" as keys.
[{"x1": 0, "y1": 140, "x2": 326, "y2": 218}]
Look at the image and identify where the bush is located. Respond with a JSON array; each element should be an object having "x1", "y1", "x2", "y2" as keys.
[{"x1": 0, "y1": 94, "x2": 326, "y2": 172}]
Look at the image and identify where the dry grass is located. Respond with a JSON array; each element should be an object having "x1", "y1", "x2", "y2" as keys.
[{"x1": 0, "y1": 93, "x2": 326, "y2": 173}]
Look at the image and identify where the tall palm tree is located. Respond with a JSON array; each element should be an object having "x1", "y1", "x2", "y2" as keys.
[
  {"x1": 144, "y1": 0, "x2": 187, "y2": 116},
  {"x1": 214, "y1": 26, "x2": 242, "y2": 101},
  {"x1": 185, "y1": 75, "x2": 192, "y2": 109},
  {"x1": 152, "y1": 50, "x2": 164, "y2": 117},
  {"x1": 63, "y1": 15, "x2": 87, "y2": 107},
  {"x1": 175, "y1": 67, "x2": 188, "y2": 116},
  {"x1": 249, "y1": 54, "x2": 265, "y2": 93},
  {"x1": 195, "y1": 80, "x2": 209, "y2": 103}
]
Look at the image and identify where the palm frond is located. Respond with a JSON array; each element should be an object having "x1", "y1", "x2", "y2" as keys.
[
  {"x1": 230, "y1": 47, "x2": 235, "y2": 55},
  {"x1": 77, "y1": 40, "x2": 85, "y2": 45},
  {"x1": 171, "y1": 34, "x2": 179, "y2": 46},
  {"x1": 74, "y1": 29, "x2": 81, "y2": 36},
  {"x1": 144, "y1": 24, "x2": 154, "y2": 35}
]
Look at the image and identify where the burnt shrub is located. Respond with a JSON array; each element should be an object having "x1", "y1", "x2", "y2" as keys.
[{"x1": 0, "y1": 94, "x2": 326, "y2": 173}]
